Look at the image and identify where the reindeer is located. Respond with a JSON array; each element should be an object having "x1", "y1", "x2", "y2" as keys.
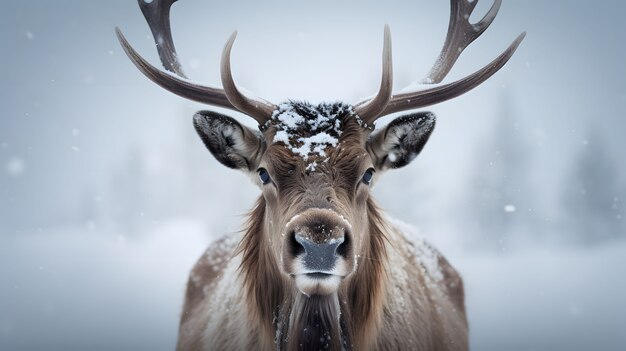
[{"x1": 116, "y1": 0, "x2": 524, "y2": 349}]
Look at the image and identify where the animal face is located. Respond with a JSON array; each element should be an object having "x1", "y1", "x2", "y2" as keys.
[{"x1": 193, "y1": 101, "x2": 435, "y2": 295}]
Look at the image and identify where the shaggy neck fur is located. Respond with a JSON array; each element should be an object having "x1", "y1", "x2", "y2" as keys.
[
  {"x1": 236, "y1": 198, "x2": 389, "y2": 350},
  {"x1": 279, "y1": 293, "x2": 344, "y2": 351}
]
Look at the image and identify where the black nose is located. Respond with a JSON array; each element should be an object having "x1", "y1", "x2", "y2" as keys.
[{"x1": 294, "y1": 234, "x2": 346, "y2": 272}]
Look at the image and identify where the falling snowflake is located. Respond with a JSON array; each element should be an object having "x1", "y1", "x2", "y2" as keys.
[
  {"x1": 504, "y1": 204, "x2": 516, "y2": 213},
  {"x1": 6, "y1": 157, "x2": 25, "y2": 177}
]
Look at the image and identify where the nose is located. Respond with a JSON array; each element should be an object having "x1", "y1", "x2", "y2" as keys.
[
  {"x1": 284, "y1": 208, "x2": 352, "y2": 275},
  {"x1": 294, "y1": 234, "x2": 346, "y2": 272}
]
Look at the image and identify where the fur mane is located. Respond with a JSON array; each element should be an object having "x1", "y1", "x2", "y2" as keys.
[
  {"x1": 235, "y1": 197, "x2": 285, "y2": 347},
  {"x1": 236, "y1": 196, "x2": 388, "y2": 350}
]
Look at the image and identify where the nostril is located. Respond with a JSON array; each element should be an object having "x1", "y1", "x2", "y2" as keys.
[
  {"x1": 335, "y1": 233, "x2": 350, "y2": 258},
  {"x1": 326, "y1": 196, "x2": 332, "y2": 203},
  {"x1": 289, "y1": 231, "x2": 305, "y2": 257}
]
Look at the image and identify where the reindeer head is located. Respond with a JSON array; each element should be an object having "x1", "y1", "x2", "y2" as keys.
[
  {"x1": 117, "y1": 0, "x2": 524, "y2": 343},
  {"x1": 190, "y1": 98, "x2": 439, "y2": 296}
]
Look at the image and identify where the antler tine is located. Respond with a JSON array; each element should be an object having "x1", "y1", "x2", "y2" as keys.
[
  {"x1": 117, "y1": 0, "x2": 277, "y2": 124},
  {"x1": 425, "y1": 0, "x2": 502, "y2": 84},
  {"x1": 473, "y1": 0, "x2": 502, "y2": 41},
  {"x1": 354, "y1": 25, "x2": 394, "y2": 126},
  {"x1": 380, "y1": 32, "x2": 525, "y2": 116},
  {"x1": 138, "y1": 0, "x2": 186, "y2": 78},
  {"x1": 353, "y1": 0, "x2": 524, "y2": 122},
  {"x1": 117, "y1": 0, "x2": 233, "y2": 106},
  {"x1": 116, "y1": 28, "x2": 234, "y2": 109},
  {"x1": 221, "y1": 32, "x2": 277, "y2": 124}
]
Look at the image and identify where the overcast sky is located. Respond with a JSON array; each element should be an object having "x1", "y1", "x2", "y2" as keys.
[{"x1": 1, "y1": 0, "x2": 625, "y2": 231}]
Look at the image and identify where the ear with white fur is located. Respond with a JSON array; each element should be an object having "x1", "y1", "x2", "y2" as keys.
[
  {"x1": 367, "y1": 112, "x2": 436, "y2": 170},
  {"x1": 193, "y1": 111, "x2": 265, "y2": 171}
]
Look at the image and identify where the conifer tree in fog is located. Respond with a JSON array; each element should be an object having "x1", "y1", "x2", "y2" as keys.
[
  {"x1": 562, "y1": 128, "x2": 624, "y2": 244},
  {"x1": 465, "y1": 92, "x2": 533, "y2": 250},
  {"x1": 109, "y1": 145, "x2": 149, "y2": 232}
]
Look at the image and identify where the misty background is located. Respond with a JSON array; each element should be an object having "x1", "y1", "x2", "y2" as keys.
[{"x1": 1, "y1": 0, "x2": 625, "y2": 350}]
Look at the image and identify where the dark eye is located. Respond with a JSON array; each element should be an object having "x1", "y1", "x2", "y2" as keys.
[
  {"x1": 258, "y1": 168, "x2": 271, "y2": 185},
  {"x1": 362, "y1": 168, "x2": 375, "y2": 185}
]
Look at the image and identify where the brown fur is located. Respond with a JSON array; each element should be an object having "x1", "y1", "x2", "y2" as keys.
[
  {"x1": 176, "y1": 201, "x2": 468, "y2": 350},
  {"x1": 176, "y1": 236, "x2": 236, "y2": 350},
  {"x1": 176, "y1": 105, "x2": 468, "y2": 350}
]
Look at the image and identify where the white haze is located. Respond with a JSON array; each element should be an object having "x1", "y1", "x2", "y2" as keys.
[{"x1": 1, "y1": 0, "x2": 625, "y2": 350}]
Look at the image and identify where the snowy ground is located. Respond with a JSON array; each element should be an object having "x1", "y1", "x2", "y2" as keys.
[
  {"x1": 458, "y1": 245, "x2": 626, "y2": 351},
  {"x1": 0, "y1": 220, "x2": 210, "y2": 351},
  {"x1": 1, "y1": 220, "x2": 625, "y2": 351}
]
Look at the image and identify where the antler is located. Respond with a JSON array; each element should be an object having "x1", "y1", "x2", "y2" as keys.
[
  {"x1": 424, "y1": 0, "x2": 503, "y2": 84},
  {"x1": 221, "y1": 32, "x2": 277, "y2": 120},
  {"x1": 116, "y1": 0, "x2": 275, "y2": 125},
  {"x1": 356, "y1": 0, "x2": 526, "y2": 124},
  {"x1": 138, "y1": 0, "x2": 186, "y2": 78},
  {"x1": 353, "y1": 25, "x2": 393, "y2": 125}
]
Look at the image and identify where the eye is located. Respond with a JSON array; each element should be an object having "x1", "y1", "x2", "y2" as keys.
[
  {"x1": 258, "y1": 168, "x2": 271, "y2": 185},
  {"x1": 361, "y1": 168, "x2": 375, "y2": 185}
]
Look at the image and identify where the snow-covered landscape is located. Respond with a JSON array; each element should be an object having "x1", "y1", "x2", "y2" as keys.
[
  {"x1": 1, "y1": 0, "x2": 625, "y2": 350},
  {"x1": 2, "y1": 222, "x2": 624, "y2": 350}
]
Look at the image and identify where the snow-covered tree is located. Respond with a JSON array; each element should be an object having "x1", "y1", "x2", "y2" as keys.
[
  {"x1": 562, "y1": 128, "x2": 625, "y2": 244},
  {"x1": 108, "y1": 145, "x2": 150, "y2": 232},
  {"x1": 463, "y1": 92, "x2": 535, "y2": 250}
]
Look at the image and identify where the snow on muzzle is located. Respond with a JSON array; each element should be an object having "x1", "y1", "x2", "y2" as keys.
[{"x1": 282, "y1": 208, "x2": 354, "y2": 296}]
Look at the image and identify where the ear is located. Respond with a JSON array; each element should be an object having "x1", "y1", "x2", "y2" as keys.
[
  {"x1": 367, "y1": 112, "x2": 435, "y2": 170},
  {"x1": 193, "y1": 111, "x2": 266, "y2": 171}
]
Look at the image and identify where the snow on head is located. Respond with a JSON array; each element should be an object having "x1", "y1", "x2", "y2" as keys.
[{"x1": 270, "y1": 102, "x2": 357, "y2": 167}]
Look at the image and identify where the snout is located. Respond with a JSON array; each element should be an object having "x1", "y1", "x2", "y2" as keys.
[
  {"x1": 282, "y1": 208, "x2": 354, "y2": 296},
  {"x1": 294, "y1": 234, "x2": 346, "y2": 273}
]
